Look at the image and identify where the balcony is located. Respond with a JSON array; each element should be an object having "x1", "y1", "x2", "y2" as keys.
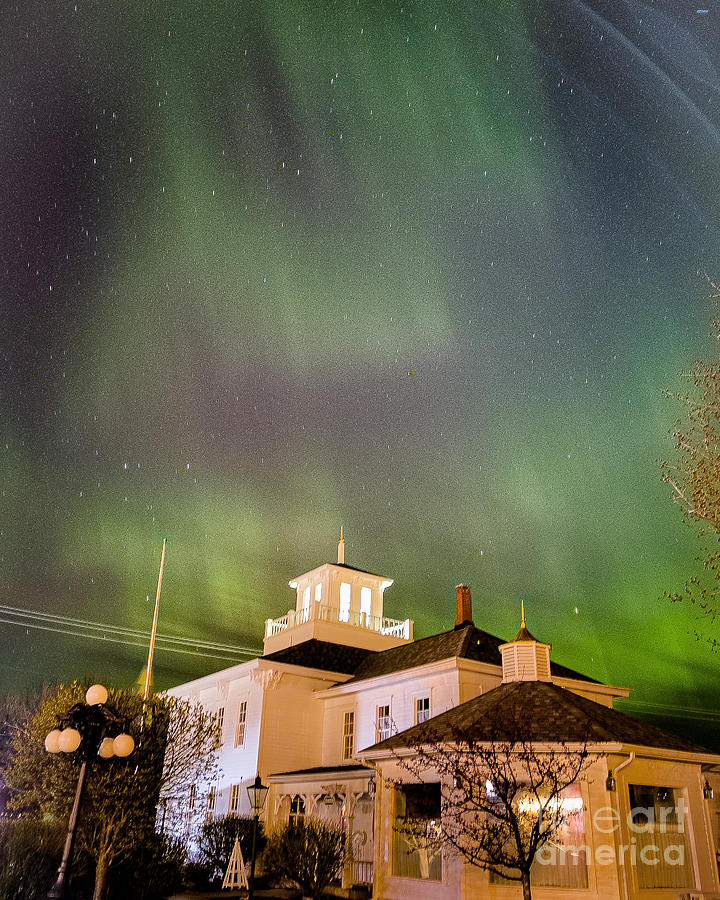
[{"x1": 265, "y1": 602, "x2": 412, "y2": 641}]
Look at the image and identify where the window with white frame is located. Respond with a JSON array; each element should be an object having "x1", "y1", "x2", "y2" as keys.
[
  {"x1": 216, "y1": 706, "x2": 225, "y2": 745},
  {"x1": 376, "y1": 704, "x2": 391, "y2": 741},
  {"x1": 229, "y1": 783, "x2": 241, "y2": 814},
  {"x1": 339, "y1": 582, "x2": 351, "y2": 622},
  {"x1": 302, "y1": 585, "x2": 310, "y2": 620},
  {"x1": 415, "y1": 696, "x2": 430, "y2": 724},
  {"x1": 315, "y1": 582, "x2": 322, "y2": 604},
  {"x1": 342, "y1": 711, "x2": 355, "y2": 760},
  {"x1": 360, "y1": 586, "x2": 372, "y2": 621},
  {"x1": 206, "y1": 787, "x2": 216, "y2": 820},
  {"x1": 289, "y1": 795, "x2": 305, "y2": 826},
  {"x1": 235, "y1": 700, "x2": 247, "y2": 747}
]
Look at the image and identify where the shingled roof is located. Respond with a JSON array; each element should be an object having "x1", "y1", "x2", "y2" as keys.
[
  {"x1": 369, "y1": 680, "x2": 709, "y2": 755},
  {"x1": 344, "y1": 624, "x2": 598, "y2": 685},
  {"x1": 262, "y1": 639, "x2": 375, "y2": 675}
]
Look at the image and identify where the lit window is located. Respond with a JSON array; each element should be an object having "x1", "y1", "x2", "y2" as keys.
[
  {"x1": 342, "y1": 711, "x2": 355, "y2": 760},
  {"x1": 415, "y1": 697, "x2": 430, "y2": 724},
  {"x1": 315, "y1": 582, "x2": 322, "y2": 604},
  {"x1": 229, "y1": 783, "x2": 241, "y2": 814},
  {"x1": 360, "y1": 586, "x2": 372, "y2": 620},
  {"x1": 235, "y1": 700, "x2": 247, "y2": 747},
  {"x1": 302, "y1": 585, "x2": 310, "y2": 619},
  {"x1": 340, "y1": 582, "x2": 351, "y2": 622},
  {"x1": 289, "y1": 795, "x2": 305, "y2": 826},
  {"x1": 377, "y1": 704, "x2": 391, "y2": 741},
  {"x1": 216, "y1": 707, "x2": 225, "y2": 745},
  {"x1": 489, "y1": 784, "x2": 588, "y2": 889}
]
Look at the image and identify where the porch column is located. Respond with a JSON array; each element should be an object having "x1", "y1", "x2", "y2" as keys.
[{"x1": 341, "y1": 792, "x2": 358, "y2": 889}]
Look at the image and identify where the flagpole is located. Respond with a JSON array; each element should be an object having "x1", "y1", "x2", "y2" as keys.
[{"x1": 143, "y1": 538, "x2": 167, "y2": 701}]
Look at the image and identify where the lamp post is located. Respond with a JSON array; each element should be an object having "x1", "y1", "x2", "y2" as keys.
[
  {"x1": 44, "y1": 684, "x2": 135, "y2": 900},
  {"x1": 246, "y1": 775, "x2": 269, "y2": 900}
]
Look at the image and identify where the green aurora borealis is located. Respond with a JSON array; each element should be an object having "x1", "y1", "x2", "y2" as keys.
[{"x1": 1, "y1": 1, "x2": 719, "y2": 737}]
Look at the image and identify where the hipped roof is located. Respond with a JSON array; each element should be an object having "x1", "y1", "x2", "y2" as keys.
[{"x1": 368, "y1": 680, "x2": 708, "y2": 755}]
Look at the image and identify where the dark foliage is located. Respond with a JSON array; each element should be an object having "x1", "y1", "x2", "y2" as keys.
[
  {"x1": 198, "y1": 814, "x2": 266, "y2": 879},
  {"x1": 0, "y1": 817, "x2": 65, "y2": 900},
  {"x1": 265, "y1": 819, "x2": 345, "y2": 900},
  {"x1": 109, "y1": 832, "x2": 186, "y2": 900}
]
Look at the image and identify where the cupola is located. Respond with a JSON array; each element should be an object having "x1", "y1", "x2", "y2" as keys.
[
  {"x1": 499, "y1": 601, "x2": 551, "y2": 683},
  {"x1": 262, "y1": 532, "x2": 412, "y2": 654}
]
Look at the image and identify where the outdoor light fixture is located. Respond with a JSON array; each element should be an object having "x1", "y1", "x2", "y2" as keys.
[
  {"x1": 605, "y1": 773, "x2": 616, "y2": 792},
  {"x1": 45, "y1": 684, "x2": 135, "y2": 900},
  {"x1": 704, "y1": 780, "x2": 714, "y2": 800},
  {"x1": 246, "y1": 775, "x2": 269, "y2": 900}
]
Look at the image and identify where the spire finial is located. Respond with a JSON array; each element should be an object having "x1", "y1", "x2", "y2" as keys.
[
  {"x1": 338, "y1": 527, "x2": 345, "y2": 564},
  {"x1": 521, "y1": 599, "x2": 526, "y2": 628}
]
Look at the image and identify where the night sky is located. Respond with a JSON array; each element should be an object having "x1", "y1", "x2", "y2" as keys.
[{"x1": 1, "y1": 1, "x2": 719, "y2": 736}]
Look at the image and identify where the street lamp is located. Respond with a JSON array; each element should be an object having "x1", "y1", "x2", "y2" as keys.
[
  {"x1": 45, "y1": 684, "x2": 135, "y2": 900},
  {"x1": 246, "y1": 775, "x2": 269, "y2": 900}
]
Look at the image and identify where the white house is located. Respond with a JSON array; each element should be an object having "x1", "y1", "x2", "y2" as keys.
[{"x1": 168, "y1": 537, "x2": 720, "y2": 898}]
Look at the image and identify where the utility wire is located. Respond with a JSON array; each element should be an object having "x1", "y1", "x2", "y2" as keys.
[
  {"x1": 0, "y1": 603, "x2": 257, "y2": 654},
  {"x1": 0, "y1": 604, "x2": 261, "y2": 662}
]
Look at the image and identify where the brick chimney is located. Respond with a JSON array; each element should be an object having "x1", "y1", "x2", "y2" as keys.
[{"x1": 455, "y1": 584, "x2": 473, "y2": 628}]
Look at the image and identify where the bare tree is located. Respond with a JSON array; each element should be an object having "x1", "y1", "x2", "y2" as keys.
[
  {"x1": 390, "y1": 714, "x2": 592, "y2": 900},
  {"x1": 662, "y1": 277, "x2": 720, "y2": 647}
]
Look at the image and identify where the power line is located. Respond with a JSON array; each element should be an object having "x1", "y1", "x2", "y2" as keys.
[
  {"x1": 0, "y1": 604, "x2": 262, "y2": 663},
  {"x1": 616, "y1": 698, "x2": 720, "y2": 722}
]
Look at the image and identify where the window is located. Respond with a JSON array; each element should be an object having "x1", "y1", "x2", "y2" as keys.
[
  {"x1": 360, "y1": 586, "x2": 372, "y2": 620},
  {"x1": 488, "y1": 784, "x2": 588, "y2": 889},
  {"x1": 628, "y1": 785, "x2": 691, "y2": 889},
  {"x1": 189, "y1": 784, "x2": 197, "y2": 811},
  {"x1": 342, "y1": 711, "x2": 355, "y2": 760},
  {"x1": 528, "y1": 784, "x2": 588, "y2": 888},
  {"x1": 315, "y1": 582, "x2": 322, "y2": 604},
  {"x1": 216, "y1": 707, "x2": 225, "y2": 745},
  {"x1": 393, "y1": 783, "x2": 442, "y2": 880},
  {"x1": 415, "y1": 697, "x2": 430, "y2": 724},
  {"x1": 235, "y1": 700, "x2": 247, "y2": 747},
  {"x1": 206, "y1": 787, "x2": 216, "y2": 821},
  {"x1": 376, "y1": 704, "x2": 391, "y2": 741},
  {"x1": 339, "y1": 582, "x2": 351, "y2": 622},
  {"x1": 289, "y1": 795, "x2": 305, "y2": 826},
  {"x1": 229, "y1": 783, "x2": 241, "y2": 814},
  {"x1": 302, "y1": 585, "x2": 310, "y2": 620}
]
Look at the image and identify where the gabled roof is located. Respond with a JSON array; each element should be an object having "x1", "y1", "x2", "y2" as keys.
[
  {"x1": 369, "y1": 680, "x2": 708, "y2": 755},
  {"x1": 344, "y1": 624, "x2": 597, "y2": 685},
  {"x1": 262, "y1": 639, "x2": 374, "y2": 675}
]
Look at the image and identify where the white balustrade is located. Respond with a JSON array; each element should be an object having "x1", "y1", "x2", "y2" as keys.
[{"x1": 265, "y1": 604, "x2": 410, "y2": 639}]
